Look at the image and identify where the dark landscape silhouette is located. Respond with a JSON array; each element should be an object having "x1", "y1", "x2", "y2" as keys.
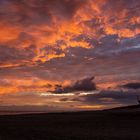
[{"x1": 0, "y1": 104, "x2": 140, "y2": 140}]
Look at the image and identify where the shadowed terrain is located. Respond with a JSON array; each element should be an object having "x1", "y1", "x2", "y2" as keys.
[{"x1": 0, "y1": 105, "x2": 140, "y2": 140}]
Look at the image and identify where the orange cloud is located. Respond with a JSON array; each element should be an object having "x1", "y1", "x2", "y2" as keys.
[
  {"x1": 0, "y1": 0, "x2": 140, "y2": 98},
  {"x1": 0, "y1": 0, "x2": 139, "y2": 65},
  {"x1": 0, "y1": 24, "x2": 21, "y2": 43}
]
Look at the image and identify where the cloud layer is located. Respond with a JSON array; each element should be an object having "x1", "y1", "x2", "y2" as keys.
[{"x1": 0, "y1": 0, "x2": 140, "y2": 108}]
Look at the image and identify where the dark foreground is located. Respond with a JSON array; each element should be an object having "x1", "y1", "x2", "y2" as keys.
[{"x1": 0, "y1": 105, "x2": 140, "y2": 140}]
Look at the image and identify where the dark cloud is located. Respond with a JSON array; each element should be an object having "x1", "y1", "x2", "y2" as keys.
[
  {"x1": 47, "y1": 0, "x2": 86, "y2": 19},
  {"x1": 123, "y1": 83, "x2": 140, "y2": 89},
  {"x1": 71, "y1": 90, "x2": 137, "y2": 105},
  {"x1": 0, "y1": 44, "x2": 36, "y2": 63},
  {"x1": 53, "y1": 76, "x2": 96, "y2": 93},
  {"x1": 0, "y1": 0, "x2": 86, "y2": 26}
]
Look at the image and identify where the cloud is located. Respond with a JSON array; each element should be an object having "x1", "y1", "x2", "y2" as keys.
[
  {"x1": 0, "y1": 44, "x2": 37, "y2": 69},
  {"x1": 53, "y1": 76, "x2": 96, "y2": 93},
  {"x1": 0, "y1": 0, "x2": 140, "y2": 99},
  {"x1": 0, "y1": 0, "x2": 140, "y2": 65},
  {"x1": 122, "y1": 83, "x2": 140, "y2": 89},
  {"x1": 68, "y1": 90, "x2": 138, "y2": 105},
  {"x1": 0, "y1": 44, "x2": 36, "y2": 62},
  {"x1": 0, "y1": 0, "x2": 86, "y2": 26}
]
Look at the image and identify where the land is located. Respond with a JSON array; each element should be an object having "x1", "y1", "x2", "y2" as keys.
[{"x1": 0, "y1": 105, "x2": 140, "y2": 140}]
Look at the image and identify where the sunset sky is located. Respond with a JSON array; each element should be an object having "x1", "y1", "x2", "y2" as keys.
[{"x1": 0, "y1": 0, "x2": 140, "y2": 112}]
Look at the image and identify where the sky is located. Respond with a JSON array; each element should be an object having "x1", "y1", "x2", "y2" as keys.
[{"x1": 0, "y1": 0, "x2": 140, "y2": 112}]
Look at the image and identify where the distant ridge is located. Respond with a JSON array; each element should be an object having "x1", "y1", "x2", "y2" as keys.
[
  {"x1": 1, "y1": 104, "x2": 140, "y2": 116},
  {"x1": 106, "y1": 104, "x2": 140, "y2": 112}
]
